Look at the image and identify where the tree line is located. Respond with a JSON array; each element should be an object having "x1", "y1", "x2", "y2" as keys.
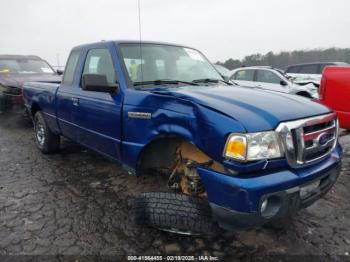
[{"x1": 216, "y1": 47, "x2": 350, "y2": 70}]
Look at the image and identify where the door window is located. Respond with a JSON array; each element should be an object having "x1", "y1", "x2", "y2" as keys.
[
  {"x1": 83, "y1": 49, "x2": 116, "y2": 85},
  {"x1": 232, "y1": 70, "x2": 254, "y2": 81},
  {"x1": 256, "y1": 70, "x2": 281, "y2": 84}
]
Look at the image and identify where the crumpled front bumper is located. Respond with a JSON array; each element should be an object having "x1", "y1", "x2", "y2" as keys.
[{"x1": 197, "y1": 143, "x2": 342, "y2": 230}]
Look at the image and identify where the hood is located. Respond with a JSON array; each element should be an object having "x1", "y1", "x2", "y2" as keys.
[
  {"x1": 151, "y1": 85, "x2": 330, "y2": 132},
  {"x1": 0, "y1": 73, "x2": 61, "y2": 89}
]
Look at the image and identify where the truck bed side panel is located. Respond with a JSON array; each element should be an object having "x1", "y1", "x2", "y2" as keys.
[{"x1": 23, "y1": 82, "x2": 61, "y2": 133}]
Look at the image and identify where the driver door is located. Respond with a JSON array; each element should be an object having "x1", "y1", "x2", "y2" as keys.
[{"x1": 75, "y1": 47, "x2": 123, "y2": 161}]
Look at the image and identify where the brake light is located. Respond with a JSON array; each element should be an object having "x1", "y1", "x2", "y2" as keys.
[{"x1": 319, "y1": 75, "x2": 327, "y2": 100}]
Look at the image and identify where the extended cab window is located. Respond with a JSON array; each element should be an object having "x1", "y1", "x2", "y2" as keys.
[
  {"x1": 232, "y1": 70, "x2": 254, "y2": 81},
  {"x1": 83, "y1": 49, "x2": 116, "y2": 84},
  {"x1": 63, "y1": 51, "x2": 80, "y2": 85},
  {"x1": 256, "y1": 70, "x2": 281, "y2": 84}
]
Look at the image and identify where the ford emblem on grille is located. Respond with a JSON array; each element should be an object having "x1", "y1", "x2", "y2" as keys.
[
  {"x1": 276, "y1": 113, "x2": 338, "y2": 168},
  {"x1": 318, "y1": 132, "x2": 333, "y2": 147}
]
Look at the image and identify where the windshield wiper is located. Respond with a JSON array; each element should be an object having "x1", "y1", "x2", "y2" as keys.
[
  {"x1": 192, "y1": 78, "x2": 232, "y2": 85},
  {"x1": 134, "y1": 79, "x2": 199, "y2": 87}
]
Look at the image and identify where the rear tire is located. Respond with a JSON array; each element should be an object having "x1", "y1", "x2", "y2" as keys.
[
  {"x1": 34, "y1": 111, "x2": 60, "y2": 154},
  {"x1": 135, "y1": 192, "x2": 219, "y2": 235}
]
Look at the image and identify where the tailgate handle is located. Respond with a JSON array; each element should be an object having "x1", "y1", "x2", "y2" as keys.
[{"x1": 72, "y1": 97, "x2": 79, "y2": 106}]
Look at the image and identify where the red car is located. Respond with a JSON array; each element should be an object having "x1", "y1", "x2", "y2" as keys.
[{"x1": 319, "y1": 66, "x2": 350, "y2": 130}]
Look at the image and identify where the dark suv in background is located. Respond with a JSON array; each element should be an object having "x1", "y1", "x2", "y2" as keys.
[{"x1": 285, "y1": 62, "x2": 348, "y2": 87}]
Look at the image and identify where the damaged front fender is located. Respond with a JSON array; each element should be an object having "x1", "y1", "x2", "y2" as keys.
[{"x1": 121, "y1": 89, "x2": 246, "y2": 171}]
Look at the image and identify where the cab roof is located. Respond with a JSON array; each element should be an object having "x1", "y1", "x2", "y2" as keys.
[{"x1": 71, "y1": 40, "x2": 193, "y2": 51}]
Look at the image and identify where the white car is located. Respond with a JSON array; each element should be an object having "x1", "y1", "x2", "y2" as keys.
[
  {"x1": 230, "y1": 66, "x2": 318, "y2": 99},
  {"x1": 285, "y1": 62, "x2": 348, "y2": 87}
]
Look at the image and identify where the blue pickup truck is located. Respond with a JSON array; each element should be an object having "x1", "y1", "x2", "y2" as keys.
[{"x1": 23, "y1": 41, "x2": 342, "y2": 235}]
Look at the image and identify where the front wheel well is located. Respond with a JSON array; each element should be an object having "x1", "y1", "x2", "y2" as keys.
[
  {"x1": 136, "y1": 136, "x2": 224, "y2": 197},
  {"x1": 31, "y1": 102, "x2": 41, "y2": 116},
  {"x1": 136, "y1": 136, "x2": 183, "y2": 176}
]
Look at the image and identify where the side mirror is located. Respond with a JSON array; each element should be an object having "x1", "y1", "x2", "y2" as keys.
[
  {"x1": 280, "y1": 80, "x2": 288, "y2": 86},
  {"x1": 56, "y1": 69, "x2": 64, "y2": 75},
  {"x1": 82, "y1": 74, "x2": 119, "y2": 93}
]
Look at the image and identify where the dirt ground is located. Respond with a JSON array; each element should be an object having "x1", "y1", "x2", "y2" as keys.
[{"x1": 0, "y1": 114, "x2": 349, "y2": 261}]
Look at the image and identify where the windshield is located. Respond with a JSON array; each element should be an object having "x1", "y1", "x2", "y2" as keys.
[
  {"x1": 0, "y1": 59, "x2": 55, "y2": 74},
  {"x1": 119, "y1": 43, "x2": 223, "y2": 87}
]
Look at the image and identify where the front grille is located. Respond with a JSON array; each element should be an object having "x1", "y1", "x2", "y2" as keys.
[
  {"x1": 302, "y1": 116, "x2": 337, "y2": 163},
  {"x1": 276, "y1": 113, "x2": 338, "y2": 168}
]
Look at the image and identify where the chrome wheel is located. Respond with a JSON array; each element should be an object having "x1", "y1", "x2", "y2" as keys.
[{"x1": 35, "y1": 121, "x2": 45, "y2": 146}]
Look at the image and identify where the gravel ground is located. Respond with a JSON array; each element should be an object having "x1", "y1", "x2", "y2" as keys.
[{"x1": 0, "y1": 114, "x2": 349, "y2": 261}]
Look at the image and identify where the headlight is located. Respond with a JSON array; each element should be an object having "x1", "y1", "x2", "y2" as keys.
[{"x1": 224, "y1": 131, "x2": 283, "y2": 161}]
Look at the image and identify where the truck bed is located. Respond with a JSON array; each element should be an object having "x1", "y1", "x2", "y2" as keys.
[{"x1": 23, "y1": 81, "x2": 61, "y2": 124}]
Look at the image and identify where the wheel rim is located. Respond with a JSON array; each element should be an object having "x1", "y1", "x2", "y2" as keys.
[{"x1": 35, "y1": 121, "x2": 45, "y2": 146}]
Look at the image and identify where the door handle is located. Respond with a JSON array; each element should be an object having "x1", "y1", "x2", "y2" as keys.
[{"x1": 72, "y1": 97, "x2": 79, "y2": 106}]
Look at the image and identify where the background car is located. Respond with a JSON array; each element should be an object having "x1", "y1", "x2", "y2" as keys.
[
  {"x1": 230, "y1": 66, "x2": 318, "y2": 98},
  {"x1": 0, "y1": 55, "x2": 62, "y2": 114},
  {"x1": 285, "y1": 62, "x2": 348, "y2": 87}
]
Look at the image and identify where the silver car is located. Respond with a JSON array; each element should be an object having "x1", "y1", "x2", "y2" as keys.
[{"x1": 230, "y1": 66, "x2": 318, "y2": 99}]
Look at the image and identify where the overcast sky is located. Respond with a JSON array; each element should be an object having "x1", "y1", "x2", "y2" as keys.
[{"x1": 1, "y1": 0, "x2": 349, "y2": 67}]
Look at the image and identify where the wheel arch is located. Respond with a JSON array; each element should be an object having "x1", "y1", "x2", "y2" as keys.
[
  {"x1": 135, "y1": 132, "x2": 224, "y2": 177},
  {"x1": 30, "y1": 101, "x2": 42, "y2": 116},
  {"x1": 135, "y1": 133, "x2": 193, "y2": 176}
]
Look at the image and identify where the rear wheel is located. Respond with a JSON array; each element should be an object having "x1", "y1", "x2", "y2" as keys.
[
  {"x1": 135, "y1": 192, "x2": 219, "y2": 235},
  {"x1": 34, "y1": 111, "x2": 60, "y2": 154}
]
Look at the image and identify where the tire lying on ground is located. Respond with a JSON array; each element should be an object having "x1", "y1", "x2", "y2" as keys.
[
  {"x1": 135, "y1": 192, "x2": 219, "y2": 235},
  {"x1": 34, "y1": 111, "x2": 60, "y2": 154}
]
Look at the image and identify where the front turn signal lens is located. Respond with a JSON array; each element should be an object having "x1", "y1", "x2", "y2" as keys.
[{"x1": 224, "y1": 135, "x2": 247, "y2": 161}]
